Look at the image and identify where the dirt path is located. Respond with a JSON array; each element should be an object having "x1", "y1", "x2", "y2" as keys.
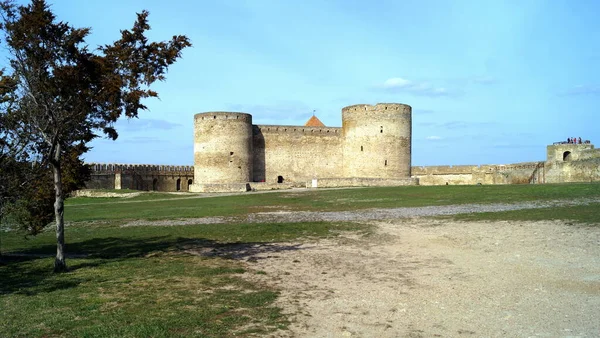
[{"x1": 243, "y1": 219, "x2": 600, "y2": 337}]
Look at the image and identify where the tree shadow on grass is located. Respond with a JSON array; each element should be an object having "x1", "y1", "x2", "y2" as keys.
[{"x1": 1, "y1": 236, "x2": 306, "y2": 295}]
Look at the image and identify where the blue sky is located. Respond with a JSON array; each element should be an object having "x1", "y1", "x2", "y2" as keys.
[{"x1": 46, "y1": 0, "x2": 599, "y2": 166}]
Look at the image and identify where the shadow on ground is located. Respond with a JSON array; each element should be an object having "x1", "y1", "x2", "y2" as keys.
[{"x1": 0, "y1": 236, "x2": 305, "y2": 296}]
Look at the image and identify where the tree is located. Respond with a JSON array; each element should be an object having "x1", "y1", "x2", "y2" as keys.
[{"x1": 0, "y1": 0, "x2": 191, "y2": 272}]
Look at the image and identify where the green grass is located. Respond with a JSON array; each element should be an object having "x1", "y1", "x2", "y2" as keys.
[
  {"x1": 0, "y1": 221, "x2": 368, "y2": 337},
  {"x1": 451, "y1": 202, "x2": 600, "y2": 224},
  {"x1": 3, "y1": 182, "x2": 600, "y2": 337},
  {"x1": 67, "y1": 192, "x2": 202, "y2": 205},
  {"x1": 1, "y1": 254, "x2": 284, "y2": 337},
  {"x1": 64, "y1": 183, "x2": 600, "y2": 222}
]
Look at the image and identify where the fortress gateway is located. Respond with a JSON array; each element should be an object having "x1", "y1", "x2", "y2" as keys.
[{"x1": 190, "y1": 103, "x2": 418, "y2": 192}]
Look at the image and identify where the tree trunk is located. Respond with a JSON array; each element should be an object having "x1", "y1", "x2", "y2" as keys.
[{"x1": 51, "y1": 145, "x2": 67, "y2": 273}]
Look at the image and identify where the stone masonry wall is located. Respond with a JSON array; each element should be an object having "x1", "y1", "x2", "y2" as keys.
[
  {"x1": 412, "y1": 162, "x2": 542, "y2": 185},
  {"x1": 342, "y1": 103, "x2": 411, "y2": 179},
  {"x1": 87, "y1": 163, "x2": 194, "y2": 192},
  {"x1": 253, "y1": 125, "x2": 343, "y2": 184},
  {"x1": 192, "y1": 112, "x2": 254, "y2": 188}
]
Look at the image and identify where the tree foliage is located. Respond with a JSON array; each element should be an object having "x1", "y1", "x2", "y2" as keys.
[{"x1": 0, "y1": 0, "x2": 191, "y2": 271}]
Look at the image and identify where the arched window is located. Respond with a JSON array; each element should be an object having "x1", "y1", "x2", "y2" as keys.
[
  {"x1": 176, "y1": 178, "x2": 181, "y2": 191},
  {"x1": 563, "y1": 151, "x2": 572, "y2": 161}
]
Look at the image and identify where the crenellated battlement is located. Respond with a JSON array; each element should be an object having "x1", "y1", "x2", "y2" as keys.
[
  {"x1": 253, "y1": 125, "x2": 341, "y2": 135},
  {"x1": 342, "y1": 103, "x2": 411, "y2": 118},
  {"x1": 194, "y1": 112, "x2": 252, "y2": 123},
  {"x1": 411, "y1": 162, "x2": 541, "y2": 175},
  {"x1": 88, "y1": 163, "x2": 194, "y2": 174}
]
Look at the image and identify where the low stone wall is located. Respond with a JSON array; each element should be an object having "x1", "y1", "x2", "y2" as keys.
[
  {"x1": 71, "y1": 189, "x2": 142, "y2": 198},
  {"x1": 248, "y1": 182, "x2": 294, "y2": 191},
  {"x1": 413, "y1": 162, "x2": 543, "y2": 185},
  {"x1": 415, "y1": 173, "x2": 474, "y2": 186},
  {"x1": 189, "y1": 183, "x2": 250, "y2": 193},
  {"x1": 308, "y1": 177, "x2": 419, "y2": 188}
]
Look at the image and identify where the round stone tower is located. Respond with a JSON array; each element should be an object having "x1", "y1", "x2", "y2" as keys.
[
  {"x1": 190, "y1": 112, "x2": 253, "y2": 191},
  {"x1": 342, "y1": 103, "x2": 412, "y2": 178}
]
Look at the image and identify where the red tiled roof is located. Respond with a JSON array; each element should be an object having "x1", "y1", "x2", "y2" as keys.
[{"x1": 304, "y1": 115, "x2": 325, "y2": 127}]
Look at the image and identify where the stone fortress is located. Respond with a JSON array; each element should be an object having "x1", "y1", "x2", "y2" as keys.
[
  {"x1": 87, "y1": 102, "x2": 600, "y2": 192},
  {"x1": 190, "y1": 103, "x2": 417, "y2": 192}
]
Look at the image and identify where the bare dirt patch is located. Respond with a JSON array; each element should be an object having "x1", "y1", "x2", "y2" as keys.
[{"x1": 242, "y1": 219, "x2": 600, "y2": 337}]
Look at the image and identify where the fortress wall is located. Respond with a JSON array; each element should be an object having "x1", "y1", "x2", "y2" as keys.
[
  {"x1": 414, "y1": 173, "x2": 475, "y2": 185},
  {"x1": 342, "y1": 103, "x2": 411, "y2": 179},
  {"x1": 87, "y1": 163, "x2": 194, "y2": 191},
  {"x1": 547, "y1": 144, "x2": 594, "y2": 162},
  {"x1": 253, "y1": 125, "x2": 343, "y2": 183},
  {"x1": 545, "y1": 157, "x2": 600, "y2": 183},
  {"x1": 489, "y1": 162, "x2": 543, "y2": 185},
  {"x1": 88, "y1": 163, "x2": 194, "y2": 174},
  {"x1": 412, "y1": 162, "x2": 542, "y2": 185},
  {"x1": 309, "y1": 177, "x2": 418, "y2": 188},
  {"x1": 119, "y1": 173, "x2": 194, "y2": 192},
  {"x1": 192, "y1": 112, "x2": 254, "y2": 188},
  {"x1": 411, "y1": 165, "x2": 479, "y2": 175},
  {"x1": 85, "y1": 174, "x2": 116, "y2": 190}
]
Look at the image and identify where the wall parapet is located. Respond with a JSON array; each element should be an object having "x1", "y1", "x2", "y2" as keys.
[
  {"x1": 88, "y1": 163, "x2": 194, "y2": 174},
  {"x1": 412, "y1": 162, "x2": 542, "y2": 175},
  {"x1": 253, "y1": 124, "x2": 341, "y2": 135},
  {"x1": 411, "y1": 165, "x2": 480, "y2": 175},
  {"x1": 194, "y1": 112, "x2": 252, "y2": 123}
]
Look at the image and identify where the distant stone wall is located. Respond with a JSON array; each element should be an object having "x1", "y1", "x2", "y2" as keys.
[
  {"x1": 253, "y1": 125, "x2": 343, "y2": 184},
  {"x1": 412, "y1": 162, "x2": 542, "y2": 185},
  {"x1": 545, "y1": 158, "x2": 600, "y2": 183},
  {"x1": 87, "y1": 163, "x2": 194, "y2": 192},
  {"x1": 544, "y1": 144, "x2": 600, "y2": 183},
  {"x1": 309, "y1": 177, "x2": 418, "y2": 188}
]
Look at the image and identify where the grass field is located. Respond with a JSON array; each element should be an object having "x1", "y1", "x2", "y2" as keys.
[
  {"x1": 2, "y1": 183, "x2": 600, "y2": 337},
  {"x1": 64, "y1": 183, "x2": 600, "y2": 222}
]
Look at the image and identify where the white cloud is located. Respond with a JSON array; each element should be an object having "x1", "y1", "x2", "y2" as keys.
[
  {"x1": 379, "y1": 77, "x2": 453, "y2": 97},
  {"x1": 383, "y1": 77, "x2": 412, "y2": 88},
  {"x1": 426, "y1": 135, "x2": 442, "y2": 140}
]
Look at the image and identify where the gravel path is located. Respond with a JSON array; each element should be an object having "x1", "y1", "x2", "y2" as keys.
[
  {"x1": 242, "y1": 219, "x2": 600, "y2": 337},
  {"x1": 122, "y1": 197, "x2": 600, "y2": 227}
]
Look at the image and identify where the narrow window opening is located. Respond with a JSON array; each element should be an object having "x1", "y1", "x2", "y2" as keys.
[
  {"x1": 361, "y1": 146, "x2": 363, "y2": 151},
  {"x1": 152, "y1": 178, "x2": 158, "y2": 191},
  {"x1": 176, "y1": 178, "x2": 181, "y2": 191},
  {"x1": 380, "y1": 126, "x2": 383, "y2": 133},
  {"x1": 384, "y1": 160, "x2": 388, "y2": 166},
  {"x1": 230, "y1": 151, "x2": 234, "y2": 155},
  {"x1": 213, "y1": 115, "x2": 216, "y2": 119},
  {"x1": 277, "y1": 175, "x2": 284, "y2": 183},
  {"x1": 187, "y1": 179, "x2": 193, "y2": 190}
]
